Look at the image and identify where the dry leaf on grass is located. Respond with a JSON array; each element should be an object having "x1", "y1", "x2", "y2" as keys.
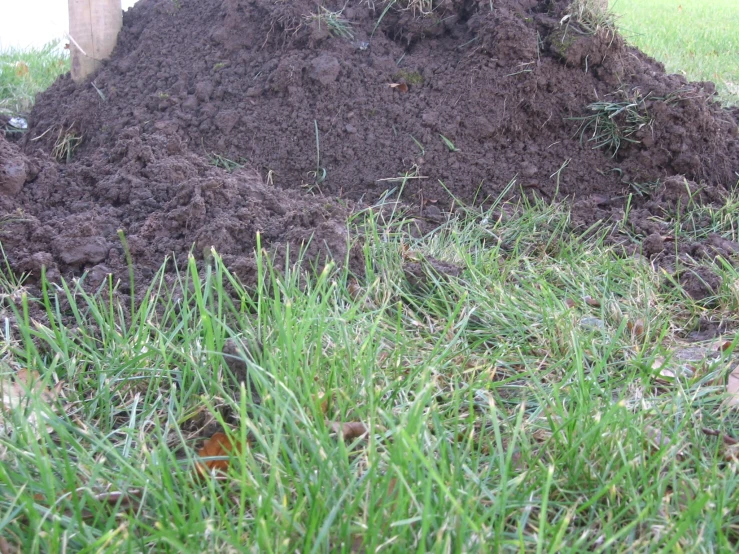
[
  {"x1": 317, "y1": 391, "x2": 340, "y2": 416},
  {"x1": 387, "y1": 82, "x2": 409, "y2": 93},
  {"x1": 726, "y1": 363, "x2": 739, "y2": 407},
  {"x1": 0, "y1": 536, "x2": 18, "y2": 554},
  {"x1": 701, "y1": 428, "x2": 739, "y2": 462},
  {"x1": 644, "y1": 426, "x2": 685, "y2": 461},
  {"x1": 27, "y1": 488, "x2": 142, "y2": 524},
  {"x1": 14, "y1": 61, "x2": 29, "y2": 77},
  {"x1": 0, "y1": 368, "x2": 62, "y2": 434},
  {"x1": 329, "y1": 421, "x2": 369, "y2": 441},
  {"x1": 347, "y1": 280, "x2": 363, "y2": 300},
  {"x1": 701, "y1": 427, "x2": 738, "y2": 445},
  {"x1": 627, "y1": 318, "x2": 645, "y2": 337},
  {"x1": 195, "y1": 432, "x2": 242, "y2": 478},
  {"x1": 583, "y1": 295, "x2": 601, "y2": 307}
]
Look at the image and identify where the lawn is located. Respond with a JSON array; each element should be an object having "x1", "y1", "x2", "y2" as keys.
[
  {"x1": 2, "y1": 3, "x2": 739, "y2": 553},
  {"x1": 613, "y1": 0, "x2": 739, "y2": 105},
  {"x1": 0, "y1": 41, "x2": 69, "y2": 117},
  {"x1": 2, "y1": 199, "x2": 739, "y2": 552}
]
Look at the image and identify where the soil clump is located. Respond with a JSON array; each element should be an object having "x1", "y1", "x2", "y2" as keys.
[{"x1": 1, "y1": 0, "x2": 738, "y2": 297}]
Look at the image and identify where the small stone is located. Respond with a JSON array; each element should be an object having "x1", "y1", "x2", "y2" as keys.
[{"x1": 345, "y1": 124, "x2": 357, "y2": 134}]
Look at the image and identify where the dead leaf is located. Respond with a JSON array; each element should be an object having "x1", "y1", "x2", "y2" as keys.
[
  {"x1": 330, "y1": 421, "x2": 368, "y2": 441},
  {"x1": 387, "y1": 82, "x2": 409, "y2": 93},
  {"x1": 701, "y1": 428, "x2": 739, "y2": 462},
  {"x1": 563, "y1": 298, "x2": 576, "y2": 309},
  {"x1": 29, "y1": 487, "x2": 142, "y2": 522},
  {"x1": 347, "y1": 280, "x2": 362, "y2": 300},
  {"x1": 701, "y1": 428, "x2": 738, "y2": 446},
  {"x1": 14, "y1": 61, "x2": 29, "y2": 77},
  {"x1": 628, "y1": 318, "x2": 645, "y2": 337},
  {"x1": 583, "y1": 295, "x2": 601, "y2": 307},
  {"x1": 706, "y1": 337, "x2": 734, "y2": 352},
  {"x1": 0, "y1": 368, "x2": 61, "y2": 434},
  {"x1": 644, "y1": 426, "x2": 684, "y2": 460},
  {"x1": 726, "y1": 363, "x2": 739, "y2": 407},
  {"x1": 93, "y1": 489, "x2": 143, "y2": 508},
  {"x1": 317, "y1": 391, "x2": 340, "y2": 416},
  {"x1": 0, "y1": 537, "x2": 18, "y2": 554},
  {"x1": 195, "y1": 432, "x2": 242, "y2": 477}
]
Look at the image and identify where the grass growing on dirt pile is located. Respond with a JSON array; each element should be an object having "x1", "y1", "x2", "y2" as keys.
[
  {"x1": 2, "y1": 196, "x2": 739, "y2": 552},
  {"x1": 0, "y1": 41, "x2": 69, "y2": 117},
  {"x1": 613, "y1": 0, "x2": 739, "y2": 105}
]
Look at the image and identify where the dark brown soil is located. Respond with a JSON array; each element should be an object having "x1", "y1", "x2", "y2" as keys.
[{"x1": 1, "y1": 0, "x2": 738, "y2": 294}]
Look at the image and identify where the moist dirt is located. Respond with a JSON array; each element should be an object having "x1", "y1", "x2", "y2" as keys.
[{"x1": 1, "y1": 0, "x2": 738, "y2": 302}]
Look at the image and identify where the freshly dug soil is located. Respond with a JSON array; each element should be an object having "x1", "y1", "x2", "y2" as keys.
[{"x1": 2, "y1": 0, "x2": 738, "y2": 294}]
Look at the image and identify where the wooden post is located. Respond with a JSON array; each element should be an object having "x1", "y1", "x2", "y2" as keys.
[{"x1": 68, "y1": 0, "x2": 123, "y2": 83}]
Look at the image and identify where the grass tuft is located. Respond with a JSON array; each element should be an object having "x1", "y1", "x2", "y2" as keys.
[
  {"x1": 304, "y1": 7, "x2": 354, "y2": 39},
  {"x1": 571, "y1": 90, "x2": 652, "y2": 156}
]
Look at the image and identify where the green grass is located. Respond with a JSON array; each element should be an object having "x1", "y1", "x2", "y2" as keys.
[
  {"x1": 0, "y1": 40, "x2": 69, "y2": 117},
  {"x1": 2, "y1": 5, "x2": 739, "y2": 552},
  {"x1": 613, "y1": 0, "x2": 739, "y2": 105},
  {"x1": 2, "y1": 195, "x2": 739, "y2": 552}
]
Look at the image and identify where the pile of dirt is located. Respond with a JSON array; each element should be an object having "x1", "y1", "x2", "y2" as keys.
[
  {"x1": 2, "y1": 0, "x2": 738, "y2": 293},
  {"x1": 0, "y1": 128, "x2": 349, "y2": 288}
]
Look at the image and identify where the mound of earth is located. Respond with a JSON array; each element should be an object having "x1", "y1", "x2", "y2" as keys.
[
  {"x1": 2, "y1": 0, "x2": 739, "y2": 293},
  {"x1": 0, "y1": 129, "x2": 350, "y2": 287}
]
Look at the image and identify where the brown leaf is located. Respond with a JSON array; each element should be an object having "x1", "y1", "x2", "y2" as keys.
[
  {"x1": 30, "y1": 488, "x2": 142, "y2": 521},
  {"x1": 347, "y1": 280, "x2": 362, "y2": 300},
  {"x1": 701, "y1": 428, "x2": 739, "y2": 462},
  {"x1": 706, "y1": 338, "x2": 734, "y2": 352},
  {"x1": 644, "y1": 426, "x2": 684, "y2": 460},
  {"x1": 387, "y1": 82, "x2": 409, "y2": 93},
  {"x1": 0, "y1": 368, "x2": 61, "y2": 434},
  {"x1": 0, "y1": 537, "x2": 18, "y2": 554},
  {"x1": 583, "y1": 295, "x2": 601, "y2": 307},
  {"x1": 93, "y1": 489, "x2": 143, "y2": 508},
  {"x1": 14, "y1": 61, "x2": 29, "y2": 77},
  {"x1": 386, "y1": 477, "x2": 397, "y2": 496},
  {"x1": 726, "y1": 363, "x2": 739, "y2": 407},
  {"x1": 563, "y1": 298, "x2": 576, "y2": 309},
  {"x1": 195, "y1": 432, "x2": 241, "y2": 477},
  {"x1": 317, "y1": 391, "x2": 339, "y2": 416},
  {"x1": 330, "y1": 421, "x2": 368, "y2": 441},
  {"x1": 628, "y1": 318, "x2": 645, "y2": 337},
  {"x1": 701, "y1": 427, "x2": 739, "y2": 445}
]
